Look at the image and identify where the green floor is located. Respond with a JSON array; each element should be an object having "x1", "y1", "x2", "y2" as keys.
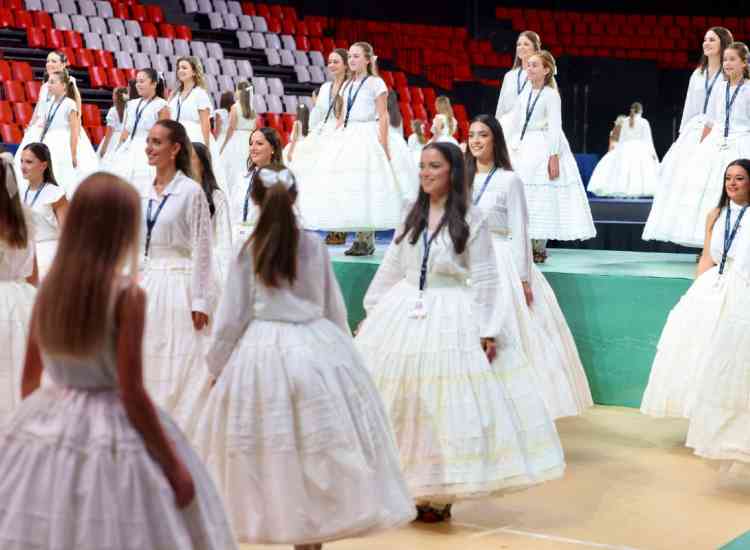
[{"x1": 331, "y1": 247, "x2": 696, "y2": 408}]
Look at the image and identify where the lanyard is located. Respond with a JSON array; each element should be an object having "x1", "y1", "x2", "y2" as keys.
[
  {"x1": 40, "y1": 98, "x2": 65, "y2": 142},
  {"x1": 23, "y1": 183, "x2": 47, "y2": 207},
  {"x1": 323, "y1": 81, "x2": 340, "y2": 124},
  {"x1": 175, "y1": 87, "x2": 194, "y2": 122},
  {"x1": 724, "y1": 80, "x2": 745, "y2": 139},
  {"x1": 472, "y1": 167, "x2": 498, "y2": 205},
  {"x1": 419, "y1": 226, "x2": 440, "y2": 291},
  {"x1": 144, "y1": 194, "x2": 170, "y2": 257},
  {"x1": 703, "y1": 69, "x2": 722, "y2": 114},
  {"x1": 719, "y1": 204, "x2": 748, "y2": 274},
  {"x1": 344, "y1": 76, "x2": 369, "y2": 127},
  {"x1": 520, "y1": 87, "x2": 544, "y2": 142},
  {"x1": 243, "y1": 167, "x2": 258, "y2": 222},
  {"x1": 516, "y1": 68, "x2": 528, "y2": 95},
  {"x1": 130, "y1": 98, "x2": 154, "y2": 141}
]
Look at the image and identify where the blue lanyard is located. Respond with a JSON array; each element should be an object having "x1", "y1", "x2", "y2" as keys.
[
  {"x1": 131, "y1": 98, "x2": 154, "y2": 141},
  {"x1": 719, "y1": 204, "x2": 748, "y2": 274},
  {"x1": 516, "y1": 69, "x2": 528, "y2": 95},
  {"x1": 175, "y1": 87, "x2": 194, "y2": 122},
  {"x1": 323, "y1": 82, "x2": 340, "y2": 124},
  {"x1": 419, "y1": 226, "x2": 440, "y2": 291},
  {"x1": 472, "y1": 167, "x2": 498, "y2": 205},
  {"x1": 23, "y1": 182, "x2": 47, "y2": 207},
  {"x1": 344, "y1": 76, "x2": 369, "y2": 127},
  {"x1": 40, "y1": 98, "x2": 65, "y2": 142},
  {"x1": 703, "y1": 69, "x2": 722, "y2": 114},
  {"x1": 521, "y1": 87, "x2": 544, "y2": 142},
  {"x1": 243, "y1": 167, "x2": 258, "y2": 222},
  {"x1": 144, "y1": 194, "x2": 170, "y2": 256},
  {"x1": 724, "y1": 80, "x2": 745, "y2": 139}
]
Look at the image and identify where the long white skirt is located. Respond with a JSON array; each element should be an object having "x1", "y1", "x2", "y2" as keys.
[
  {"x1": 0, "y1": 280, "x2": 35, "y2": 426},
  {"x1": 686, "y1": 267, "x2": 750, "y2": 466},
  {"x1": 175, "y1": 317, "x2": 415, "y2": 544},
  {"x1": 220, "y1": 128, "x2": 253, "y2": 195},
  {"x1": 35, "y1": 240, "x2": 58, "y2": 280},
  {"x1": 643, "y1": 115, "x2": 706, "y2": 242},
  {"x1": 356, "y1": 278, "x2": 565, "y2": 503},
  {"x1": 284, "y1": 119, "x2": 336, "y2": 171},
  {"x1": 182, "y1": 120, "x2": 228, "y2": 197},
  {"x1": 388, "y1": 128, "x2": 420, "y2": 202},
  {"x1": 96, "y1": 129, "x2": 121, "y2": 163},
  {"x1": 297, "y1": 121, "x2": 406, "y2": 231},
  {"x1": 640, "y1": 265, "x2": 726, "y2": 418},
  {"x1": 103, "y1": 134, "x2": 154, "y2": 190},
  {"x1": 511, "y1": 130, "x2": 596, "y2": 241},
  {"x1": 588, "y1": 140, "x2": 659, "y2": 197},
  {"x1": 0, "y1": 384, "x2": 236, "y2": 549}
]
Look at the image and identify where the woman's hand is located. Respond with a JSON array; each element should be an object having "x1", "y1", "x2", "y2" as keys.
[
  {"x1": 165, "y1": 460, "x2": 195, "y2": 509},
  {"x1": 700, "y1": 125, "x2": 711, "y2": 143},
  {"x1": 191, "y1": 311, "x2": 209, "y2": 331},
  {"x1": 522, "y1": 281, "x2": 534, "y2": 307},
  {"x1": 481, "y1": 337, "x2": 497, "y2": 363},
  {"x1": 547, "y1": 154, "x2": 560, "y2": 180}
]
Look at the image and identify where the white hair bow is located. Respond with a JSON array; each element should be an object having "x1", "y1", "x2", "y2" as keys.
[
  {"x1": 258, "y1": 167, "x2": 296, "y2": 189},
  {"x1": 0, "y1": 152, "x2": 18, "y2": 199}
]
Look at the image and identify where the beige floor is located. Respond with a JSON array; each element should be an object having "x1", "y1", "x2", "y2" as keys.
[{"x1": 240, "y1": 406, "x2": 750, "y2": 550}]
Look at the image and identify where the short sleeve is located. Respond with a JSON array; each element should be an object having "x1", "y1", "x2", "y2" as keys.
[
  {"x1": 370, "y1": 77, "x2": 388, "y2": 98},
  {"x1": 65, "y1": 97, "x2": 79, "y2": 114},
  {"x1": 195, "y1": 88, "x2": 213, "y2": 112},
  {"x1": 106, "y1": 107, "x2": 118, "y2": 127}
]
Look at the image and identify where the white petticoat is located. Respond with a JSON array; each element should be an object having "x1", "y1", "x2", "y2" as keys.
[
  {"x1": 640, "y1": 265, "x2": 726, "y2": 418},
  {"x1": 356, "y1": 279, "x2": 565, "y2": 503},
  {"x1": 174, "y1": 317, "x2": 416, "y2": 544},
  {"x1": 297, "y1": 121, "x2": 407, "y2": 231},
  {"x1": 510, "y1": 131, "x2": 596, "y2": 241},
  {"x1": 0, "y1": 281, "x2": 35, "y2": 425},
  {"x1": 103, "y1": 135, "x2": 155, "y2": 190},
  {"x1": 0, "y1": 385, "x2": 236, "y2": 549},
  {"x1": 587, "y1": 140, "x2": 659, "y2": 198}
]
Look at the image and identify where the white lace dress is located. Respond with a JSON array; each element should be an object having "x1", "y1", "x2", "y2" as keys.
[
  {"x1": 174, "y1": 232, "x2": 416, "y2": 544},
  {"x1": 20, "y1": 182, "x2": 65, "y2": 278},
  {"x1": 473, "y1": 169, "x2": 593, "y2": 418},
  {"x1": 355, "y1": 207, "x2": 565, "y2": 503},
  {"x1": 0, "y1": 285, "x2": 237, "y2": 549}
]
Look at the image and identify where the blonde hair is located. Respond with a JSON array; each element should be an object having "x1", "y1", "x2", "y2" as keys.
[
  {"x1": 351, "y1": 41, "x2": 379, "y2": 76},
  {"x1": 529, "y1": 50, "x2": 558, "y2": 89},
  {"x1": 174, "y1": 56, "x2": 208, "y2": 93},
  {"x1": 236, "y1": 80, "x2": 256, "y2": 120},
  {"x1": 34, "y1": 173, "x2": 141, "y2": 357},
  {"x1": 512, "y1": 30, "x2": 542, "y2": 69},
  {"x1": 726, "y1": 41, "x2": 750, "y2": 80},
  {"x1": 436, "y1": 96, "x2": 457, "y2": 135},
  {"x1": 50, "y1": 69, "x2": 80, "y2": 106},
  {"x1": 411, "y1": 119, "x2": 426, "y2": 144},
  {"x1": 629, "y1": 102, "x2": 643, "y2": 128}
]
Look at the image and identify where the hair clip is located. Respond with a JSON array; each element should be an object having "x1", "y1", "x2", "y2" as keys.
[
  {"x1": 258, "y1": 167, "x2": 296, "y2": 189},
  {"x1": 0, "y1": 152, "x2": 18, "y2": 199}
]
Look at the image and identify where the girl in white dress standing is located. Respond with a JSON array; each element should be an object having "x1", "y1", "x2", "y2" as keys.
[
  {"x1": 508, "y1": 50, "x2": 596, "y2": 262},
  {"x1": 220, "y1": 81, "x2": 257, "y2": 194},
  {"x1": 139, "y1": 120, "x2": 214, "y2": 409},
  {"x1": 0, "y1": 152, "x2": 38, "y2": 425},
  {"x1": 106, "y1": 69, "x2": 169, "y2": 190},
  {"x1": 588, "y1": 102, "x2": 660, "y2": 197},
  {"x1": 18, "y1": 143, "x2": 68, "y2": 278},
  {"x1": 495, "y1": 31, "x2": 541, "y2": 132},
  {"x1": 213, "y1": 91, "x2": 233, "y2": 146},
  {"x1": 299, "y1": 42, "x2": 404, "y2": 256},
  {"x1": 97, "y1": 87, "x2": 128, "y2": 162},
  {"x1": 0, "y1": 171, "x2": 236, "y2": 549},
  {"x1": 356, "y1": 142, "x2": 565, "y2": 523},
  {"x1": 429, "y1": 96, "x2": 459, "y2": 146},
  {"x1": 644, "y1": 27, "x2": 734, "y2": 242},
  {"x1": 180, "y1": 165, "x2": 415, "y2": 548},
  {"x1": 387, "y1": 90, "x2": 420, "y2": 200},
  {"x1": 468, "y1": 114, "x2": 593, "y2": 418},
  {"x1": 642, "y1": 160, "x2": 750, "y2": 419}
]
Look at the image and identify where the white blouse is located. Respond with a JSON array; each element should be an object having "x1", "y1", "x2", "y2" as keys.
[
  {"x1": 363, "y1": 206, "x2": 500, "y2": 338},
  {"x1": 341, "y1": 75, "x2": 387, "y2": 124},
  {"x1": 105, "y1": 106, "x2": 125, "y2": 133},
  {"x1": 705, "y1": 79, "x2": 750, "y2": 137},
  {"x1": 509, "y1": 85, "x2": 563, "y2": 154},
  {"x1": 310, "y1": 80, "x2": 338, "y2": 130},
  {"x1": 618, "y1": 114, "x2": 658, "y2": 158},
  {"x1": 39, "y1": 97, "x2": 77, "y2": 133},
  {"x1": 679, "y1": 68, "x2": 723, "y2": 134},
  {"x1": 123, "y1": 97, "x2": 169, "y2": 139},
  {"x1": 709, "y1": 201, "x2": 750, "y2": 268},
  {"x1": 0, "y1": 235, "x2": 35, "y2": 281},
  {"x1": 472, "y1": 169, "x2": 532, "y2": 282},
  {"x1": 167, "y1": 86, "x2": 213, "y2": 126},
  {"x1": 205, "y1": 230, "x2": 349, "y2": 377},
  {"x1": 22, "y1": 182, "x2": 65, "y2": 242},
  {"x1": 31, "y1": 77, "x2": 78, "y2": 126},
  {"x1": 495, "y1": 67, "x2": 528, "y2": 120},
  {"x1": 140, "y1": 170, "x2": 213, "y2": 313}
]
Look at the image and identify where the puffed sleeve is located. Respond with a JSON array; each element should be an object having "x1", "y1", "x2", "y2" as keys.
[
  {"x1": 363, "y1": 230, "x2": 406, "y2": 314},
  {"x1": 371, "y1": 76, "x2": 388, "y2": 98},
  {"x1": 195, "y1": 88, "x2": 213, "y2": 113},
  {"x1": 467, "y1": 212, "x2": 500, "y2": 338},
  {"x1": 105, "y1": 107, "x2": 118, "y2": 128},
  {"x1": 318, "y1": 241, "x2": 350, "y2": 333},
  {"x1": 205, "y1": 243, "x2": 254, "y2": 377},
  {"x1": 506, "y1": 174, "x2": 533, "y2": 283},
  {"x1": 546, "y1": 89, "x2": 562, "y2": 155},
  {"x1": 188, "y1": 185, "x2": 215, "y2": 314},
  {"x1": 495, "y1": 68, "x2": 516, "y2": 120}
]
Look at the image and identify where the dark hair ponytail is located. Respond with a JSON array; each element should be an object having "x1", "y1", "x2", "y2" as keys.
[
  {"x1": 23, "y1": 142, "x2": 59, "y2": 186},
  {"x1": 138, "y1": 68, "x2": 166, "y2": 98},
  {"x1": 191, "y1": 142, "x2": 218, "y2": 217},
  {"x1": 154, "y1": 120, "x2": 193, "y2": 177}
]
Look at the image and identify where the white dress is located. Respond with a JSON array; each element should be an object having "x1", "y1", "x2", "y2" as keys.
[
  {"x1": 430, "y1": 114, "x2": 459, "y2": 146},
  {"x1": 211, "y1": 188, "x2": 233, "y2": 289},
  {"x1": 0, "y1": 285, "x2": 237, "y2": 549},
  {"x1": 473, "y1": 169, "x2": 593, "y2": 418},
  {"x1": 588, "y1": 114, "x2": 660, "y2": 197},
  {"x1": 641, "y1": 202, "x2": 750, "y2": 418},
  {"x1": 213, "y1": 107, "x2": 229, "y2": 151},
  {"x1": 21, "y1": 182, "x2": 65, "y2": 278},
  {"x1": 495, "y1": 66, "x2": 528, "y2": 132},
  {"x1": 644, "y1": 68, "x2": 723, "y2": 242},
  {"x1": 104, "y1": 96, "x2": 169, "y2": 190},
  {"x1": 219, "y1": 104, "x2": 256, "y2": 195},
  {"x1": 388, "y1": 123, "x2": 420, "y2": 201},
  {"x1": 97, "y1": 106, "x2": 125, "y2": 162},
  {"x1": 174, "y1": 231, "x2": 415, "y2": 544},
  {"x1": 508, "y1": 86, "x2": 596, "y2": 241},
  {"x1": 139, "y1": 171, "x2": 215, "y2": 409},
  {"x1": 406, "y1": 133, "x2": 425, "y2": 169},
  {"x1": 0, "y1": 235, "x2": 35, "y2": 425},
  {"x1": 355, "y1": 207, "x2": 565, "y2": 503},
  {"x1": 297, "y1": 76, "x2": 406, "y2": 231}
]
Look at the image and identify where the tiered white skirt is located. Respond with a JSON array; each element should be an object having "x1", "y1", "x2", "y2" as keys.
[
  {"x1": 587, "y1": 140, "x2": 659, "y2": 198},
  {"x1": 0, "y1": 281, "x2": 35, "y2": 425}
]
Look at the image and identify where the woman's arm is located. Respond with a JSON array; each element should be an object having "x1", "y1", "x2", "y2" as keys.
[
  {"x1": 199, "y1": 109, "x2": 211, "y2": 146},
  {"x1": 21, "y1": 310, "x2": 43, "y2": 398},
  {"x1": 158, "y1": 105, "x2": 171, "y2": 120},
  {"x1": 99, "y1": 126, "x2": 114, "y2": 158},
  {"x1": 697, "y1": 208, "x2": 721, "y2": 277},
  {"x1": 53, "y1": 196, "x2": 69, "y2": 228},
  {"x1": 213, "y1": 113, "x2": 223, "y2": 139},
  {"x1": 376, "y1": 92, "x2": 389, "y2": 159},
  {"x1": 69, "y1": 110, "x2": 80, "y2": 169}
]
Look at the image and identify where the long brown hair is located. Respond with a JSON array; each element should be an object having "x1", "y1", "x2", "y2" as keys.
[
  {"x1": 436, "y1": 96, "x2": 456, "y2": 135},
  {"x1": 0, "y1": 154, "x2": 29, "y2": 249},
  {"x1": 236, "y1": 81, "x2": 256, "y2": 120},
  {"x1": 247, "y1": 127, "x2": 282, "y2": 172},
  {"x1": 247, "y1": 165, "x2": 299, "y2": 287},
  {"x1": 530, "y1": 50, "x2": 558, "y2": 89},
  {"x1": 113, "y1": 87, "x2": 128, "y2": 122},
  {"x1": 699, "y1": 27, "x2": 734, "y2": 74},
  {"x1": 351, "y1": 41, "x2": 379, "y2": 76},
  {"x1": 465, "y1": 114, "x2": 513, "y2": 185},
  {"x1": 726, "y1": 41, "x2": 750, "y2": 80},
  {"x1": 23, "y1": 143, "x2": 60, "y2": 186},
  {"x1": 512, "y1": 30, "x2": 542, "y2": 69},
  {"x1": 629, "y1": 102, "x2": 643, "y2": 128},
  {"x1": 411, "y1": 119, "x2": 426, "y2": 145},
  {"x1": 153, "y1": 120, "x2": 193, "y2": 177},
  {"x1": 34, "y1": 173, "x2": 140, "y2": 357},
  {"x1": 50, "y1": 70, "x2": 80, "y2": 105}
]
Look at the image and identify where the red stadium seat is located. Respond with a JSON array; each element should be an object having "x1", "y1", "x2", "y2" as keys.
[
  {"x1": 296, "y1": 35, "x2": 309, "y2": 51},
  {"x1": 174, "y1": 24, "x2": 191, "y2": 40},
  {"x1": 267, "y1": 17, "x2": 281, "y2": 34},
  {"x1": 0, "y1": 123, "x2": 22, "y2": 144},
  {"x1": 241, "y1": 2, "x2": 255, "y2": 16},
  {"x1": 281, "y1": 113, "x2": 295, "y2": 133},
  {"x1": 0, "y1": 101, "x2": 13, "y2": 124},
  {"x1": 24, "y1": 81, "x2": 42, "y2": 103},
  {"x1": 265, "y1": 113, "x2": 282, "y2": 131},
  {"x1": 81, "y1": 104, "x2": 102, "y2": 127},
  {"x1": 413, "y1": 104, "x2": 428, "y2": 121},
  {"x1": 14, "y1": 9, "x2": 33, "y2": 29},
  {"x1": 146, "y1": 5, "x2": 164, "y2": 24},
  {"x1": 380, "y1": 70, "x2": 394, "y2": 88},
  {"x1": 3, "y1": 81, "x2": 25, "y2": 103},
  {"x1": 111, "y1": 2, "x2": 128, "y2": 19},
  {"x1": 32, "y1": 10, "x2": 52, "y2": 29},
  {"x1": 87, "y1": 125, "x2": 106, "y2": 146},
  {"x1": 281, "y1": 19, "x2": 295, "y2": 35},
  {"x1": 256, "y1": 3, "x2": 270, "y2": 19},
  {"x1": 26, "y1": 27, "x2": 46, "y2": 48},
  {"x1": 107, "y1": 68, "x2": 128, "y2": 88},
  {"x1": 64, "y1": 30, "x2": 83, "y2": 49},
  {"x1": 393, "y1": 72, "x2": 408, "y2": 89},
  {"x1": 141, "y1": 22, "x2": 157, "y2": 36},
  {"x1": 130, "y1": 4, "x2": 147, "y2": 24},
  {"x1": 122, "y1": 68, "x2": 137, "y2": 81},
  {"x1": 295, "y1": 20, "x2": 308, "y2": 36},
  {"x1": 88, "y1": 66, "x2": 109, "y2": 89},
  {"x1": 12, "y1": 103, "x2": 33, "y2": 126},
  {"x1": 409, "y1": 86, "x2": 424, "y2": 105},
  {"x1": 46, "y1": 29, "x2": 65, "y2": 49},
  {"x1": 75, "y1": 49, "x2": 95, "y2": 68},
  {"x1": 0, "y1": 60, "x2": 11, "y2": 81},
  {"x1": 395, "y1": 85, "x2": 410, "y2": 102},
  {"x1": 307, "y1": 20, "x2": 322, "y2": 37},
  {"x1": 310, "y1": 38, "x2": 323, "y2": 51},
  {"x1": 0, "y1": 7, "x2": 14, "y2": 28},
  {"x1": 95, "y1": 50, "x2": 114, "y2": 68},
  {"x1": 57, "y1": 47, "x2": 77, "y2": 67},
  {"x1": 281, "y1": 6, "x2": 297, "y2": 21},
  {"x1": 269, "y1": 4, "x2": 282, "y2": 19}
]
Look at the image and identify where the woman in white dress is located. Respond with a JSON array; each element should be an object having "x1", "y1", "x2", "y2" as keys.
[
  {"x1": 0, "y1": 171, "x2": 236, "y2": 549},
  {"x1": 167, "y1": 56, "x2": 227, "y2": 195},
  {"x1": 18, "y1": 143, "x2": 68, "y2": 278},
  {"x1": 179, "y1": 166, "x2": 415, "y2": 547},
  {"x1": 508, "y1": 50, "x2": 596, "y2": 262},
  {"x1": 495, "y1": 31, "x2": 542, "y2": 132},
  {"x1": 282, "y1": 103, "x2": 310, "y2": 164},
  {"x1": 356, "y1": 142, "x2": 565, "y2": 522},
  {"x1": 298, "y1": 42, "x2": 404, "y2": 256},
  {"x1": 644, "y1": 27, "x2": 734, "y2": 242},
  {"x1": 467, "y1": 114, "x2": 593, "y2": 419},
  {"x1": 429, "y1": 96, "x2": 459, "y2": 146},
  {"x1": 213, "y1": 90, "x2": 233, "y2": 146},
  {"x1": 220, "y1": 81, "x2": 257, "y2": 194},
  {"x1": 0, "y1": 153, "x2": 37, "y2": 425},
  {"x1": 139, "y1": 120, "x2": 214, "y2": 409},
  {"x1": 642, "y1": 160, "x2": 750, "y2": 419},
  {"x1": 588, "y1": 102, "x2": 660, "y2": 197},
  {"x1": 387, "y1": 90, "x2": 420, "y2": 201},
  {"x1": 97, "y1": 87, "x2": 128, "y2": 162},
  {"x1": 105, "y1": 69, "x2": 169, "y2": 190}
]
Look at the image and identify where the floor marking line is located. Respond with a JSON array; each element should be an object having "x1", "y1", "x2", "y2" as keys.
[{"x1": 467, "y1": 526, "x2": 642, "y2": 550}]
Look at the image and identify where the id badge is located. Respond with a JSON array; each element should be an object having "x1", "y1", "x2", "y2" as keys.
[
  {"x1": 237, "y1": 222, "x2": 254, "y2": 240},
  {"x1": 409, "y1": 293, "x2": 427, "y2": 319}
]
